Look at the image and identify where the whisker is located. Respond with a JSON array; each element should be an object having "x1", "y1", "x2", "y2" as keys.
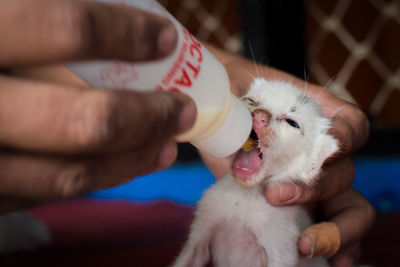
[
  {"x1": 303, "y1": 68, "x2": 312, "y2": 95},
  {"x1": 320, "y1": 104, "x2": 347, "y2": 116},
  {"x1": 248, "y1": 41, "x2": 261, "y2": 78},
  {"x1": 237, "y1": 66, "x2": 255, "y2": 81},
  {"x1": 323, "y1": 74, "x2": 338, "y2": 90},
  {"x1": 263, "y1": 54, "x2": 270, "y2": 80},
  {"x1": 310, "y1": 74, "x2": 338, "y2": 101}
]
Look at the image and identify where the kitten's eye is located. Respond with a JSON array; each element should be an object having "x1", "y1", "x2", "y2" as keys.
[
  {"x1": 243, "y1": 97, "x2": 258, "y2": 106},
  {"x1": 285, "y1": 119, "x2": 300, "y2": 129}
]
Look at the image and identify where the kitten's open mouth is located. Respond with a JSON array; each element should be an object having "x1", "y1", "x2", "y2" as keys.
[{"x1": 232, "y1": 130, "x2": 263, "y2": 186}]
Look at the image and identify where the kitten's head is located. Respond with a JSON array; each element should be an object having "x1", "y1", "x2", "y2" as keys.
[{"x1": 232, "y1": 78, "x2": 338, "y2": 186}]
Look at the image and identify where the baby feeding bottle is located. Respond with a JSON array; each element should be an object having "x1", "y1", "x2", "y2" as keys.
[{"x1": 68, "y1": 0, "x2": 252, "y2": 157}]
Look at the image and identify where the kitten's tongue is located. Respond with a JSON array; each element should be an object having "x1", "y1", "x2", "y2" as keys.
[{"x1": 232, "y1": 147, "x2": 263, "y2": 182}]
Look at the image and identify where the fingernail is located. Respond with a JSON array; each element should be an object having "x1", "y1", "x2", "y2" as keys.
[
  {"x1": 158, "y1": 142, "x2": 177, "y2": 170},
  {"x1": 158, "y1": 24, "x2": 177, "y2": 56},
  {"x1": 177, "y1": 98, "x2": 197, "y2": 133},
  {"x1": 299, "y1": 234, "x2": 314, "y2": 257},
  {"x1": 279, "y1": 183, "x2": 299, "y2": 204}
]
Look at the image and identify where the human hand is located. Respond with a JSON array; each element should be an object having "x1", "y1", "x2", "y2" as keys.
[
  {"x1": 0, "y1": 0, "x2": 196, "y2": 213},
  {"x1": 201, "y1": 45, "x2": 375, "y2": 266}
]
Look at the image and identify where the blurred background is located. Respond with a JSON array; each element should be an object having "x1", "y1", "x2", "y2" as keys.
[{"x1": 2, "y1": 0, "x2": 399, "y2": 266}]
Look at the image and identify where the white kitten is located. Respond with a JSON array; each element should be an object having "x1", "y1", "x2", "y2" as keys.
[{"x1": 173, "y1": 79, "x2": 338, "y2": 267}]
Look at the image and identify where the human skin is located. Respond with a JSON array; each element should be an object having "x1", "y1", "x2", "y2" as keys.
[
  {"x1": 202, "y1": 45, "x2": 375, "y2": 266},
  {"x1": 0, "y1": 0, "x2": 374, "y2": 266},
  {"x1": 0, "y1": 0, "x2": 197, "y2": 212}
]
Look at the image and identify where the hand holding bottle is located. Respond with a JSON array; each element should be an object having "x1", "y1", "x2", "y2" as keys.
[
  {"x1": 0, "y1": 0, "x2": 196, "y2": 212},
  {"x1": 69, "y1": 0, "x2": 252, "y2": 158}
]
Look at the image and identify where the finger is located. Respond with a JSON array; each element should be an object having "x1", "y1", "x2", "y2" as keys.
[
  {"x1": 0, "y1": 75, "x2": 196, "y2": 153},
  {"x1": 265, "y1": 156, "x2": 355, "y2": 206},
  {"x1": 298, "y1": 222, "x2": 341, "y2": 258},
  {"x1": 306, "y1": 84, "x2": 370, "y2": 153},
  {"x1": 212, "y1": 48, "x2": 370, "y2": 153},
  {"x1": 0, "y1": 141, "x2": 177, "y2": 205},
  {"x1": 199, "y1": 151, "x2": 231, "y2": 179},
  {"x1": 298, "y1": 189, "x2": 375, "y2": 258},
  {"x1": 328, "y1": 110, "x2": 369, "y2": 155},
  {"x1": 0, "y1": 0, "x2": 177, "y2": 66},
  {"x1": 330, "y1": 243, "x2": 361, "y2": 267},
  {"x1": 322, "y1": 189, "x2": 376, "y2": 249},
  {"x1": 11, "y1": 65, "x2": 90, "y2": 88}
]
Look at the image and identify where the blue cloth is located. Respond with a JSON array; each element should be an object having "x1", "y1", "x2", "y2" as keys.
[
  {"x1": 352, "y1": 157, "x2": 400, "y2": 212},
  {"x1": 89, "y1": 162, "x2": 216, "y2": 205},
  {"x1": 88, "y1": 157, "x2": 400, "y2": 211}
]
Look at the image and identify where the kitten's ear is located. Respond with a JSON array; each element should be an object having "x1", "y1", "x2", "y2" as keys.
[{"x1": 303, "y1": 134, "x2": 339, "y2": 184}]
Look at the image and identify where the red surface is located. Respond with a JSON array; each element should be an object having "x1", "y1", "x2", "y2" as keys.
[
  {"x1": 0, "y1": 199, "x2": 398, "y2": 266},
  {"x1": 0, "y1": 199, "x2": 195, "y2": 267}
]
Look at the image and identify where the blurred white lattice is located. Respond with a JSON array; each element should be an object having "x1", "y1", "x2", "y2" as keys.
[
  {"x1": 306, "y1": 0, "x2": 400, "y2": 119},
  {"x1": 159, "y1": 0, "x2": 399, "y2": 123},
  {"x1": 159, "y1": 0, "x2": 242, "y2": 54}
]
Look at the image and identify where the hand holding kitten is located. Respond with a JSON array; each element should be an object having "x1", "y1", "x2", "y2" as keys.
[{"x1": 202, "y1": 45, "x2": 375, "y2": 266}]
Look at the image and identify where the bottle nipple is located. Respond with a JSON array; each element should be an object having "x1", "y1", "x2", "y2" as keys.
[{"x1": 241, "y1": 138, "x2": 257, "y2": 150}]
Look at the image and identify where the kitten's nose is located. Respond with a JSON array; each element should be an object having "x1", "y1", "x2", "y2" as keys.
[{"x1": 252, "y1": 109, "x2": 271, "y2": 131}]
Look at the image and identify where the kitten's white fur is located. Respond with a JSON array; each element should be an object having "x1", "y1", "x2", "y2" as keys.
[{"x1": 173, "y1": 79, "x2": 338, "y2": 267}]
